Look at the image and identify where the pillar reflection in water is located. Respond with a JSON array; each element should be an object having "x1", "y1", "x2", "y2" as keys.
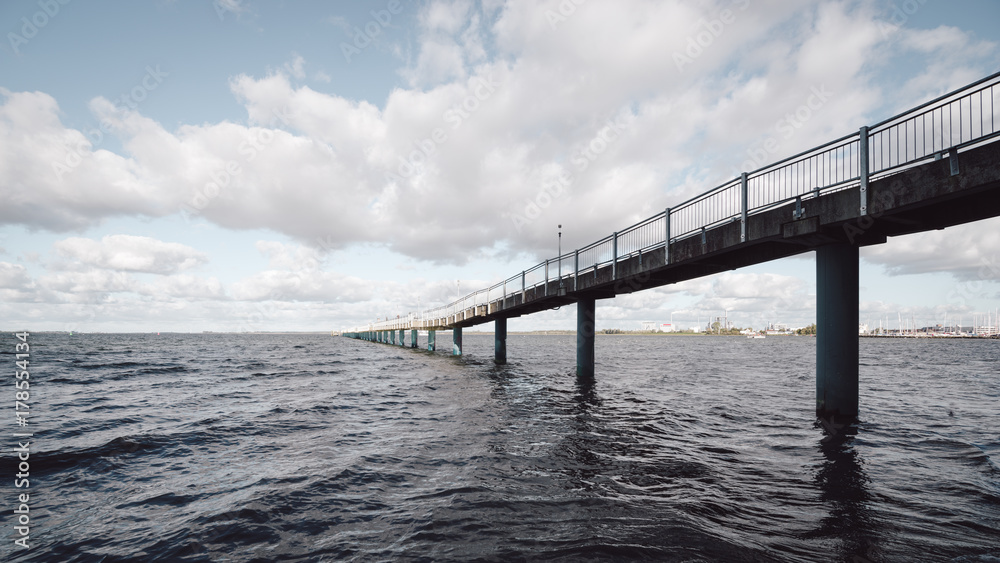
[{"x1": 813, "y1": 423, "x2": 883, "y2": 562}]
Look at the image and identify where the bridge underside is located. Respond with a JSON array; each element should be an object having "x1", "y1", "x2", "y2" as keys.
[{"x1": 348, "y1": 141, "x2": 1000, "y2": 420}]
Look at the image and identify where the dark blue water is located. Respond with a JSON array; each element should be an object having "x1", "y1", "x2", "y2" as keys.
[{"x1": 3, "y1": 332, "x2": 999, "y2": 562}]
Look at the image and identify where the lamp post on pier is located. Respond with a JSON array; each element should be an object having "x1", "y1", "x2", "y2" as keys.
[{"x1": 558, "y1": 224, "x2": 566, "y2": 297}]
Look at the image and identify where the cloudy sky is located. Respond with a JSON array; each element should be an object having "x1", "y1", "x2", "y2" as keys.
[{"x1": 2, "y1": 0, "x2": 999, "y2": 333}]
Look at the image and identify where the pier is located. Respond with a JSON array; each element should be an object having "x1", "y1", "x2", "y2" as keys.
[{"x1": 345, "y1": 73, "x2": 1000, "y2": 421}]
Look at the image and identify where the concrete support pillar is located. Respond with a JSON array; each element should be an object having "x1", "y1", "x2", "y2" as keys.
[
  {"x1": 410, "y1": 329, "x2": 418, "y2": 348},
  {"x1": 399, "y1": 329, "x2": 405, "y2": 346},
  {"x1": 577, "y1": 298, "x2": 596, "y2": 379},
  {"x1": 453, "y1": 327, "x2": 463, "y2": 356},
  {"x1": 495, "y1": 317, "x2": 507, "y2": 364},
  {"x1": 428, "y1": 330, "x2": 436, "y2": 351},
  {"x1": 391, "y1": 331, "x2": 396, "y2": 345},
  {"x1": 816, "y1": 243, "x2": 859, "y2": 421}
]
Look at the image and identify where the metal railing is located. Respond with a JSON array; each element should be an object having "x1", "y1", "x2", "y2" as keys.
[{"x1": 345, "y1": 72, "x2": 1000, "y2": 334}]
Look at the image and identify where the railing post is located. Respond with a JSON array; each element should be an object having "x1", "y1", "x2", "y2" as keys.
[
  {"x1": 859, "y1": 125, "x2": 869, "y2": 216},
  {"x1": 574, "y1": 249, "x2": 579, "y2": 291},
  {"x1": 503, "y1": 279, "x2": 506, "y2": 309},
  {"x1": 664, "y1": 208, "x2": 671, "y2": 265},
  {"x1": 521, "y1": 270, "x2": 525, "y2": 298},
  {"x1": 545, "y1": 260, "x2": 549, "y2": 296},
  {"x1": 612, "y1": 232, "x2": 618, "y2": 280},
  {"x1": 740, "y1": 172, "x2": 748, "y2": 242}
]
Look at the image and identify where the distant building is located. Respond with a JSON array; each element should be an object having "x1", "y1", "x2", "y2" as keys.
[
  {"x1": 640, "y1": 321, "x2": 657, "y2": 332},
  {"x1": 976, "y1": 325, "x2": 999, "y2": 337},
  {"x1": 660, "y1": 323, "x2": 673, "y2": 332},
  {"x1": 765, "y1": 322, "x2": 792, "y2": 335}
]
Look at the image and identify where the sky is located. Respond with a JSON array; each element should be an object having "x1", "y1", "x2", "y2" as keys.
[{"x1": 1, "y1": 0, "x2": 999, "y2": 333}]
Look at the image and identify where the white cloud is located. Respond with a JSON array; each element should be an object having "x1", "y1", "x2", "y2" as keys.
[
  {"x1": 861, "y1": 218, "x2": 1000, "y2": 281},
  {"x1": 422, "y1": 0, "x2": 473, "y2": 34},
  {"x1": 137, "y1": 275, "x2": 226, "y2": 301},
  {"x1": 677, "y1": 272, "x2": 815, "y2": 327},
  {"x1": 255, "y1": 241, "x2": 324, "y2": 271},
  {"x1": 2, "y1": 1, "x2": 999, "y2": 331},
  {"x1": 53, "y1": 235, "x2": 208, "y2": 274},
  {"x1": 406, "y1": 39, "x2": 468, "y2": 86},
  {"x1": 39, "y1": 269, "x2": 134, "y2": 295},
  {"x1": 228, "y1": 269, "x2": 374, "y2": 302},
  {"x1": 215, "y1": 0, "x2": 248, "y2": 17},
  {"x1": 0, "y1": 89, "x2": 179, "y2": 231},
  {"x1": 283, "y1": 54, "x2": 307, "y2": 80},
  {"x1": 5, "y1": 2, "x2": 995, "y2": 269},
  {"x1": 0, "y1": 262, "x2": 33, "y2": 290}
]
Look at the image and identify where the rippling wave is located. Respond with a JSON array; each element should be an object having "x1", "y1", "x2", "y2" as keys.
[{"x1": 3, "y1": 333, "x2": 998, "y2": 562}]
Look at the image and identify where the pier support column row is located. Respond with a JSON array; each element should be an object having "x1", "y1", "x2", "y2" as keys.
[
  {"x1": 816, "y1": 242, "x2": 859, "y2": 421},
  {"x1": 453, "y1": 327, "x2": 462, "y2": 356},
  {"x1": 428, "y1": 330, "x2": 436, "y2": 351},
  {"x1": 410, "y1": 330, "x2": 418, "y2": 348},
  {"x1": 577, "y1": 298, "x2": 595, "y2": 379},
  {"x1": 399, "y1": 329, "x2": 405, "y2": 346},
  {"x1": 495, "y1": 318, "x2": 507, "y2": 365}
]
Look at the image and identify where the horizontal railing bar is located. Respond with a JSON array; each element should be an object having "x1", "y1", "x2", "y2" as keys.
[
  {"x1": 670, "y1": 179, "x2": 742, "y2": 213},
  {"x1": 745, "y1": 134, "x2": 859, "y2": 180},
  {"x1": 869, "y1": 70, "x2": 1000, "y2": 131}
]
